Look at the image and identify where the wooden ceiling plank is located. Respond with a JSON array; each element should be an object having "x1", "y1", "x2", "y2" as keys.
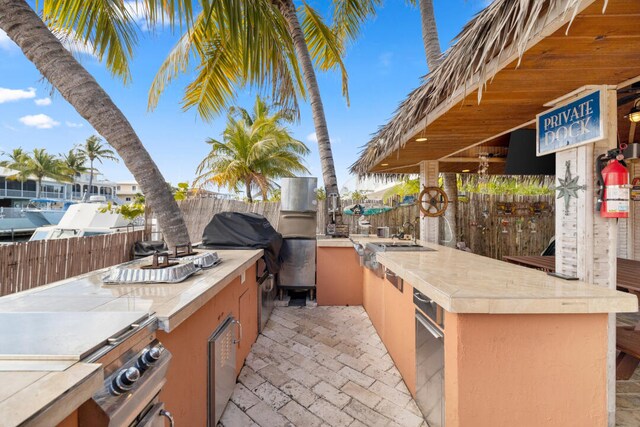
[{"x1": 582, "y1": 0, "x2": 640, "y2": 15}]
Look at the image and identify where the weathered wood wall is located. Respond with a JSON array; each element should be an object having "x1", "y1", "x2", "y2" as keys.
[
  {"x1": 0, "y1": 230, "x2": 145, "y2": 297},
  {"x1": 177, "y1": 198, "x2": 281, "y2": 243},
  {"x1": 317, "y1": 199, "x2": 421, "y2": 237},
  {"x1": 178, "y1": 197, "x2": 420, "y2": 240},
  {"x1": 456, "y1": 194, "x2": 555, "y2": 260},
  {"x1": 177, "y1": 195, "x2": 554, "y2": 260}
]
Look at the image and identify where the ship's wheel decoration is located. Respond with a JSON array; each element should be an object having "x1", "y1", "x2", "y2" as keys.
[
  {"x1": 555, "y1": 160, "x2": 586, "y2": 215},
  {"x1": 418, "y1": 186, "x2": 448, "y2": 217}
]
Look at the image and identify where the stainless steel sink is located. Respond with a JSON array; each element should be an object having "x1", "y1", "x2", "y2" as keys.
[{"x1": 366, "y1": 242, "x2": 436, "y2": 252}]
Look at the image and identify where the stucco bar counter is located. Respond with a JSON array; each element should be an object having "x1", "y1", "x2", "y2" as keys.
[
  {"x1": 0, "y1": 249, "x2": 263, "y2": 427},
  {"x1": 317, "y1": 237, "x2": 638, "y2": 426}
]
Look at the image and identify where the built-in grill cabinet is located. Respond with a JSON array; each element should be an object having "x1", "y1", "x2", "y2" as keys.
[{"x1": 79, "y1": 317, "x2": 173, "y2": 427}]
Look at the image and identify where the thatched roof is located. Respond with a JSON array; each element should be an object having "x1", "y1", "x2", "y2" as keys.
[{"x1": 350, "y1": 0, "x2": 604, "y2": 177}]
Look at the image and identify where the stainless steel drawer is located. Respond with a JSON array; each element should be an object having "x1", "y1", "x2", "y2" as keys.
[
  {"x1": 415, "y1": 309, "x2": 445, "y2": 427},
  {"x1": 413, "y1": 289, "x2": 444, "y2": 329}
]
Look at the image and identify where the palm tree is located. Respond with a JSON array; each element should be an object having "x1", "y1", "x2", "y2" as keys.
[
  {"x1": 76, "y1": 135, "x2": 118, "y2": 201},
  {"x1": 0, "y1": 148, "x2": 29, "y2": 172},
  {"x1": 18, "y1": 0, "x2": 374, "y2": 238},
  {"x1": 149, "y1": 0, "x2": 380, "y2": 232},
  {"x1": 6, "y1": 149, "x2": 70, "y2": 198},
  {"x1": 0, "y1": 0, "x2": 191, "y2": 248},
  {"x1": 60, "y1": 149, "x2": 87, "y2": 198},
  {"x1": 194, "y1": 96, "x2": 310, "y2": 202},
  {"x1": 278, "y1": 0, "x2": 385, "y2": 227}
]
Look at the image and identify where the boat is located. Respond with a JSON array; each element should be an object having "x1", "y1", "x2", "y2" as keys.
[
  {"x1": 0, "y1": 199, "x2": 75, "y2": 239},
  {"x1": 29, "y1": 196, "x2": 131, "y2": 241},
  {"x1": 1, "y1": 166, "x2": 120, "y2": 238},
  {"x1": 23, "y1": 198, "x2": 75, "y2": 226}
]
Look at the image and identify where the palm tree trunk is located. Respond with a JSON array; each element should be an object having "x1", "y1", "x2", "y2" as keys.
[
  {"x1": 85, "y1": 160, "x2": 94, "y2": 202},
  {"x1": 36, "y1": 178, "x2": 41, "y2": 198},
  {"x1": 275, "y1": 0, "x2": 343, "y2": 233},
  {"x1": 245, "y1": 180, "x2": 253, "y2": 203},
  {"x1": 0, "y1": 0, "x2": 189, "y2": 248},
  {"x1": 418, "y1": 0, "x2": 442, "y2": 70},
  {"x1": 441, "y1": 173, "x2": 457, "y2": 247}
]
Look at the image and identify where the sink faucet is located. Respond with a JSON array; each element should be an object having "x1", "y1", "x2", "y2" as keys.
[{"x1": 403, "y1": 221, "x2": 417, "y2": 245}]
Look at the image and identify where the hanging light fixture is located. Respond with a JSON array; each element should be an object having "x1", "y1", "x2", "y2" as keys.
[
  {"x1": 478, "y1": 153, "x2": 489, "y2": 180},
  {"x1": 415, "y1": 129, "x2": 428, "y2": 142},
  {"x1": 628, "y1": 99, "x2": 640, "y2": 123}
]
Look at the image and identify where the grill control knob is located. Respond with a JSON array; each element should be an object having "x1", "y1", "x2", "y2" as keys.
[
  {"x1": 136, "y1": 346, "x2": 162, "y2": 372},
  {"x1": 110, "y1": 367, "x2": 140, "y2": 395}
]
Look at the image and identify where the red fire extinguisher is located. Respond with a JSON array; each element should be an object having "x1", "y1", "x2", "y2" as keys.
[{"x1": 597, "y1": 155, "x2": 629, "y2": 218}]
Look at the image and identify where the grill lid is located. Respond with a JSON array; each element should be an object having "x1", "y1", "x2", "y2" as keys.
[{"x1": 200, "y1": 212, "x2": 283, "y2": 274}]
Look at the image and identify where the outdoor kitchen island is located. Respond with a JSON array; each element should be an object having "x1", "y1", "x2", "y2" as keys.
[
  {"x1": 317, "y1": 237, "x2": 638, "y2": 426},
  {"x1": 0, "y1": 248, "x2": 263, "y2": 427}
]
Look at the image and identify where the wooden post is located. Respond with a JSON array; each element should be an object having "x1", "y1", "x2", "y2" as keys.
[
  {"x1": 420, "y1": 160, "x2": 439, "y2": 244},
  {"x1": 554, "y1": 88, "x2": 618, "y2": 426},
  {"x1": 628, "y1": 161, "x2": 640, "y2": 260}
]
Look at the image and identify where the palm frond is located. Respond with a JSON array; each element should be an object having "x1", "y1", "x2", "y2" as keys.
[
  {"x1": 149, "y1": 2, "x2": 304, "y2": 120},
  {"x1": 331, "y1": 0, "x2": 381, "y2": 44},
  {"x1": 300, "y1": 2, "x2": 350, "y2": 104},
  {"x1": 41, "y1": 0, "x2": 196, "y2": 82},
  {"x1": 42, "y1": 0, "x2": 139, "y2": 83}
]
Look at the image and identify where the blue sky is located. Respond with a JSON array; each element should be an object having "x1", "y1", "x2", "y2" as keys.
[{"x1": 0, "y1": 0, "x2": 488, "y2": 193}]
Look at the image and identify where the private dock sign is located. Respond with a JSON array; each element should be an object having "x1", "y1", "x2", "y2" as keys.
[{"x1": 537, "y1": 89, "x2": 605, "y2": 156}]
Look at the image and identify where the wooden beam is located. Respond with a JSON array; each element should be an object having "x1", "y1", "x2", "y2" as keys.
[{"x1": 439, "y1": 157, "x2": 506, "y2": 163}]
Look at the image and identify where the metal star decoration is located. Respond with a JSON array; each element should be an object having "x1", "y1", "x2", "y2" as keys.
[{"x1": 555, "y1": 160, "x2": 586, "y2": 215}]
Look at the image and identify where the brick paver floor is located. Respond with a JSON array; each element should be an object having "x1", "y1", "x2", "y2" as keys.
[
  {"x1": 220, "y1": 306, "x2": 640, "y2": 426},
  {"x1": 219, "y1": 306, "x2": 427, "y2": 427}
]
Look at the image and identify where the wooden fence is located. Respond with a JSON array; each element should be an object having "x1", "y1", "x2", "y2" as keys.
[
  {"x1": 456, "y1": 194, "x2": 555, "y2": 260},
  {"x1": 317, "y1": 199, "x2": 421, "y2": 237},
  {"x1": 177, "y1": 197, "x2": 420, "y2": 239},
  {"x1": 0, "y1": 230, "x2": 145, "y2": 297},
  {"x1": 178, "y1": 198, "x2": 281, "y2": 243},
  {"x1": 176, "y1": 194, "x2": 554, "y2": 260}
]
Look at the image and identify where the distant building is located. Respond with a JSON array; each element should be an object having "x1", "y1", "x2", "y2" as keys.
[
  {"x1": 116, "y1": 181, "x2": 142, "y2": 203},
  {"x1": 0, "y1": 166, "x2": 117, "y2": 208}
]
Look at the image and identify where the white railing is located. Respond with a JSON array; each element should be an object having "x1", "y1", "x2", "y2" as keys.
[
  {"x1": 0, "y1": 207, "x2": 26, "y2": 219},
  {"x1": 70, "y1": 192, "x2": 115, "y2": 200},
  {"x1": 0, "y1": 189, "x2": 37, "y2": 198},
  {"x1": 0, "y1": 189, "x2": 115, "y2": 201}
]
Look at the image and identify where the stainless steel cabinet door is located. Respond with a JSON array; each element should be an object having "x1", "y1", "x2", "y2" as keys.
[
  {"x1": 259, "y1": 274, "x2": 275, "y2": 332},
  {"x1": 208, "y1": 316, "x2": 238, "y2": 427},
  {"x1": 415, "y1": 310, "x2": 445, "y2": 427},
  {"x1": 278, "y1": 239, "x2": 316, "y2": 289}
]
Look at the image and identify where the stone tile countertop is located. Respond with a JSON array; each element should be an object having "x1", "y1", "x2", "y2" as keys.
[
  {"x1": 0, "y1": 249, "x2": 263, "y2": 331},
  {"x1": 321, "y1": 237, "x2": 638, "y2": 314},
  {"x1": 0, "y1": 362, "x2": 102, "y2": 426},
  {"x1": 0, "y1": 248, "x2": 263, "y2": 426}
]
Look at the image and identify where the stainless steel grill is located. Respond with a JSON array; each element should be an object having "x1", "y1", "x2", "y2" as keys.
[
  {"x1": 79, "y1": 316, "x2": 174, "y2": 426},
  {"x1": 102, "y1": 258, "x2": 200, "y2": 284}
]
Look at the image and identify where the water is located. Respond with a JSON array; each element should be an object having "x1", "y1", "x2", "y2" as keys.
[{"x1": 0, "y1": 234, "x2": 31, "y2": 244}]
